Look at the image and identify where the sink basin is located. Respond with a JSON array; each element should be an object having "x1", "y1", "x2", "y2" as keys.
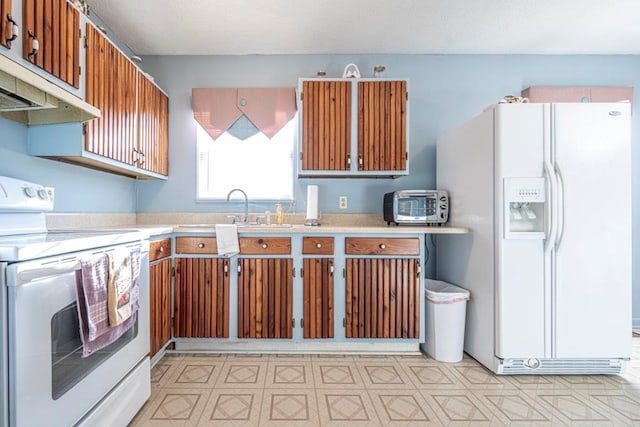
[{"x1": 235, "y1": 223, "x2": 294, "y2": 228}]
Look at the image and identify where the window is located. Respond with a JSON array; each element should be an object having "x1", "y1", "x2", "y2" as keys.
[{"x1": 196, "y1": 114, "x2": 296, "y2": 200}]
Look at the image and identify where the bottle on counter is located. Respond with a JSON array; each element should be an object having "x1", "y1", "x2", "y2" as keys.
[{"x1": 275, "y1": 203, "x2": 284, "y2": 225}]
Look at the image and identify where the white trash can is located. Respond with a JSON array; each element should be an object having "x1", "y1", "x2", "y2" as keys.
[{"x1": 421, "y1": 279, "x2": 470, "y2": 362}]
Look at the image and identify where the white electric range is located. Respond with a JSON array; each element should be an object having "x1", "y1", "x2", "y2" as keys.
[{"x1": 0, "y1": 175, "x2": 150, "y2": 427}]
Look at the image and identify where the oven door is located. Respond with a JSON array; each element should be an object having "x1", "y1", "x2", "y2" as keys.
[{"x1": 6, "y1": 243, "x2": 149, "y2": 427}]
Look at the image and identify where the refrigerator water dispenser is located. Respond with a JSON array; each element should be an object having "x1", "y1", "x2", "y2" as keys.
[{"x1": 504, "y1": 178, "x2": 545, "y2": 238}]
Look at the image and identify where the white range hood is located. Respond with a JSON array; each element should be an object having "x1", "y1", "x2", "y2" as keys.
[{"x1": 0, "y1": 54, "x2": 100, "y2": 125}]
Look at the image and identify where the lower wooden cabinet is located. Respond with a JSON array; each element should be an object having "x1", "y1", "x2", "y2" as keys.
[
  {"x1": 302, "y1": 258, "x2": 334, "y2": 338},
  {"x1": 345, "y1": 258, "x2": 420, "y2": 339},
  {"x1": 237, "y1": 258, "x2": 293, "y2": 338},
  {"x1": 149, "y1": 238, "x2": 172, "y2": 358},
  {"x1": 174, "y1": 257, "x2": 230, "y2": 338}
]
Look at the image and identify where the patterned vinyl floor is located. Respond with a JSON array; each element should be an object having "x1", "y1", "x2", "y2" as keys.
[{"x1": 130, "y1": 333, "x2": 640, "y2": 426}]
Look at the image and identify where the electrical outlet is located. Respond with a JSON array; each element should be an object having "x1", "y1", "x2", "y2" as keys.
[{"x1": 339, "y1": 196, "x2": 348, "y2": 209}]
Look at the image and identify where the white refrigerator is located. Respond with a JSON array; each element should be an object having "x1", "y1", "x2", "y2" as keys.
[{"x1": 436, "y1": 102, "x2": 632, "y2": 374}]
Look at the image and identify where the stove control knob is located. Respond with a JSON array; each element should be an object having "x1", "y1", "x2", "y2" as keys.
[
  {"x1": 37, "y1": 189, "x2": 48, "y2": 200},
  {"x1": 23, "y1": 186, "x2": 36, "y2": 198}
]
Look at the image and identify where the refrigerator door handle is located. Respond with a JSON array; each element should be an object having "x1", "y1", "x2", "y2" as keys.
[
  {"x1": 554, "y1": 165, "x2": 565, "y2": 248},
  {"x1": 543, "y1": 161, "x2": 558, "y2": 253}
]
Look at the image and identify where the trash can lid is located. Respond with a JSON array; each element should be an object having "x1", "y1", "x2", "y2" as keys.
[{"x1": 426, "y1": 279, "x2": 470, "y2": 302}]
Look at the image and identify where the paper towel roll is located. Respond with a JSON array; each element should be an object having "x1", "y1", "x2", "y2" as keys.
[{"x1": 306, "y1": 185, "x2": 319, "y2": 220}]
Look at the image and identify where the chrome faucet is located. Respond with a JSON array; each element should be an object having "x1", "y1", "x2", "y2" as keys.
[{"x1": 226, "y1": 188, "x2": 249, "y2": 224}]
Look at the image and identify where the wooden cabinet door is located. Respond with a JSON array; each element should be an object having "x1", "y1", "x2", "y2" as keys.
[
  {"x1": 237, "y1": 258, "x2": 293, "y2": 339},
  {"x1": 149, "y1": 257, "x2": 172, "y2": 357},
  {"x1": 22, "y1": 0, "x2": 79, "y2": 87},
  {"x1": 345, "y1": 258, "x2": 419, "y2": 339},
  {"x1": 174, "y1": 257, "x2": 230, "y2": 338},
  {"x1": 303, "y1": 258, "x2": 334, "y2": 339},
  {"x1": 301, "y1": 80, "x2": 351, "y2": 171},
  {"x1": 357, "y1": 80, "x2": 407, "y2": 171},
  {"x1": 85, "y1": 24, "x2": 137, "y2": 165},
  {"x1": 1, "y1": 0, "x2": 13, "y2": 49},
  {"x1": 138, "y1": 71, "x2": 169, "y2": 175}
]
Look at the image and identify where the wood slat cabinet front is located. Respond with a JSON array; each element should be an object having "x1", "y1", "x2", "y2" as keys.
[
  {"x1": 85, "y1": 23, "x2": 137, "y2": 165},
  {"x1": 300, "y1": 80, "x2": 351, "y2": 171},
  {"x1": 237, "y1": 258, "x2": 293, "y2": 339},
  {"x1": 357, "y1": 80, "x2": 407, "y2": 172},
  {"x1": 302, "y1": 236, "x2": 334, "y2": 339},
  {"x1": 1, "y1": 0, "x2": 15, "y2": 49},
  {"x1": 298, "y1": 78, "x2": 408, "y2": 177},
  {"x1": 149, "y1": 238, "x2": 172, "y2": 357},
  {"x1": 344, "y1": 237, "x2": 420, "y2": 339},
  {"x1": 174, "y1": 257, "x2": 230, "y2": 338},
  {"x1": 137, "y1": 71, "x2": 169, "y2": 175},
  {"x1": 237, "y1": 237, "x2": 293, "y2": 339},
  {"x1": 22, "y1": 0, "x2": 80, "y2": 87}
]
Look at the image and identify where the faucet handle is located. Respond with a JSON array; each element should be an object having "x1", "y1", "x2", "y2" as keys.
[{"x1": 226, "y1": 215, "x2": 238, "y2": 224}]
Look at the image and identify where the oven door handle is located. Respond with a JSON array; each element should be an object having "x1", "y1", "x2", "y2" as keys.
[{"x1": 17, "y1": 260, "x2": 81, "y2": 283}]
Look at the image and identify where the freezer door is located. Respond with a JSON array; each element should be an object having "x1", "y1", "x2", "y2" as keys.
[
  {"x1": 494, "y1": 104, "x2": 547, "y2": 359},
  {"x1": 552, "y1": 103, "x2": 631, "y2": 358}
]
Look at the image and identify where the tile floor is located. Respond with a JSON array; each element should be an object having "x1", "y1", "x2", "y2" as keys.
[{"x1": 131, "y1": 333, "x2": 640, "y2": 426}]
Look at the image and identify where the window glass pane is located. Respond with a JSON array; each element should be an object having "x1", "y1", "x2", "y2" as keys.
[{"x1": 197, "y1": 113, "x2": 296, "y2": 201}]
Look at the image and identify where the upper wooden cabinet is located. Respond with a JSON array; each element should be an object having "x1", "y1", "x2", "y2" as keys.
[
  {"x1": 138, "y1": 71, "x2": 169, "y2": 175},
  {"x1": 85, "y1": 23, "x2": 137, "y2": 165},
  {"x1": 22, "y1": 0, "x2": 80, "y2": 88},
  {"x1": 298, "y1": 78, "x2": 409, "y2": 178},
  {"x1": 300, "y1": 80, "x2": 351, "y2": 171},
  {"x1": 29, "y1": 22, "x2": 169, "y2": 179},
  {"x1": 1, "y1": 0, "x2": 15, "y2": 49},
  {"x1": 357, "y1": 80, "x2": 407, "y2": 172}
]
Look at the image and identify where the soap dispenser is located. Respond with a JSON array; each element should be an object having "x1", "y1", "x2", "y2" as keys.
[{"x1": 275, "y1": 203, "x2": 284, "y2": 225}]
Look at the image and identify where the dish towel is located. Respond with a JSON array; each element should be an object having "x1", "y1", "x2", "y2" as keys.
[
  {"x1": 215, "y1": 224, "x2": 240, "y2": 256},
  {"x1": 107, "y1": 248, "x2": 133, "y2": 326},
  {"x1": 76, "y1": 246, "x2": 140, "y2": 357}
]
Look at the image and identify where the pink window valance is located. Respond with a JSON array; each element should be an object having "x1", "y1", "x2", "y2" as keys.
[{"x1": 192, "y1": 87, "x2": 297, "y2": 140}]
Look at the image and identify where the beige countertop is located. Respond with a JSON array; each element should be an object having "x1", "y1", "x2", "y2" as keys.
[{"x1": 46, "y1": 213, "x2": 469, "y2": 237}]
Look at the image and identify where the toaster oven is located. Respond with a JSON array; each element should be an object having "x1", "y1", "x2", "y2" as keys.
[{"x1": 383, "y1": 190, "x2": 449, "y2": 225}]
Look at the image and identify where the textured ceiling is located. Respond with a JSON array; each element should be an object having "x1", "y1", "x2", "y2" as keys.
[{"x1": 86, "y1": 0, "x2": 640, "y2": 55}]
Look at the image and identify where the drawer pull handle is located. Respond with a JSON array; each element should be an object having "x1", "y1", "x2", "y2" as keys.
[
  {"x1": 316, "y1": 243, "x2": 322, "y2": 249},
  {"x1": 159, "y1": 247, "x2": 164, "y2": 252},
  {"x1": 27, "y1": 30, "x2": 39, "y2": 60},
  {"x1": 261, "y1": 243, "x2": 268, "y2": 249},
  {"x1": 198, "y1": 243, "x2": 205, "y2": 248},
  {"x1": 379, "y1": 244, "x2": 386, "y2": 249}
]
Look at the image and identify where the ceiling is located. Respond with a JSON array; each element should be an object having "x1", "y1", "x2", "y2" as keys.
[{"x1": 87, "y1": 0, "x2": 640, "y2": 56}]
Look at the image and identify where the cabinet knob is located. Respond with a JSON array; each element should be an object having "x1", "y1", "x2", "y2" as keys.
[
  {"x1": 159, "y1": 247, "x2": 164, "y2": 252},
  {"x1": 198, "y1": 243, "x2": 205, "y2": 248},
  {"x1": 379, "y1": 244, "x2": 386, "y2": 249},
  {"x1": 261, "y1": 243, "x2": 268, "y2": 249},
  {"x1": 315, "y1": 243, "x2": 322, "y2": 249}
]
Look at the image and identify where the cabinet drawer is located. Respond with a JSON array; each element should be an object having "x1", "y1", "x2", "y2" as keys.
[
  {"x1": 150, "y1": 238, "x2": 172, "y2": 261},
  {"x1": 239, "y1": 237, "x2": 291, "y2": 255},
  {"x1": 345, "y1": 237, "x2": 420, "y2": 256},
  {"x1": 302, "y1": 237, "x2": 334, "y2": 255},
  {"x1": 175, "y1": 236, "x2": 218, "y2": 254}
]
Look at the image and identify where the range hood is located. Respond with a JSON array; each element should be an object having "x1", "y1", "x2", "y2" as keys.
[{"x1": 0, "y1": 54, "x2": 100, "y2": 125}]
